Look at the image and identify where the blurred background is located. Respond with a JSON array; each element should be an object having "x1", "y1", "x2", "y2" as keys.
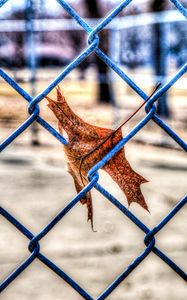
[{"x1": 0, "y1": 1, "x2": 187, "y2": 299}]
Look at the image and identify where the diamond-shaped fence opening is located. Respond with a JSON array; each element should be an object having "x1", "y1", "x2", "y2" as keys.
[{"x1": 0, "y1": 0, "x2": 186, "y2": 299}]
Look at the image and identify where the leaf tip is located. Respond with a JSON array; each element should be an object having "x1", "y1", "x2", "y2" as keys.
[
  {"x1": 142, "y1": 178, "x2": 149, "y2": 184},
  {"x1": 56, "y1": 85, "x2": 66, "y2": 104},
  {"x1": 87, "y1": 216, "x2": 97, "y2": 232},
  {"x1": 45, "y1": 96, "x2": 56, "y2": 111},
  {"x1": 143, "y1": 203, "x2": 150, "y2": 213}
]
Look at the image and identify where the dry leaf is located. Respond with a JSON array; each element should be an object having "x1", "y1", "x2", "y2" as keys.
[{"x1": 46, "y1": 87, "x2": 148, "y2": 229}]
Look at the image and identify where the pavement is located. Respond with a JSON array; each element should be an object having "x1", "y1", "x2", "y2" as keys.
[{"x1": 0, "y1": 141, "x2": 186, "y2": 300}]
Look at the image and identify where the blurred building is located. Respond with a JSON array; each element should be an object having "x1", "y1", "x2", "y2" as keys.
[{"x1": 0, "y1": 0, "x2": 187, "y2": 70}]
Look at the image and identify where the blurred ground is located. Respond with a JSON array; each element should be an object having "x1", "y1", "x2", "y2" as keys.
[
  {"x1": 0, "y1": 71, "x2": 187, "y2": 299},
  {"x1": 0, "y1": 67, "x2": 186, "y2": 145}
]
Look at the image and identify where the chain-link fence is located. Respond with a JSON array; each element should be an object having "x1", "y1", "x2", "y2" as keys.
[{"x1": 0, "y1": 0, "x2": 186, "y2": 299}]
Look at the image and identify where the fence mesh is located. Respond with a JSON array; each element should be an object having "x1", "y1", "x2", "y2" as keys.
[{"x1": 0, "y1": 0, "x2": 186, "y2": 299}]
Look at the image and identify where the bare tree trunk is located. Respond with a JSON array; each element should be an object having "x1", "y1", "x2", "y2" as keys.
[
  {"x1": 84, "y1": 0, "x2": 114, "y2": 104},
  {"x1": 151, "y1": 0, "x2": 170, "y2": 118}
]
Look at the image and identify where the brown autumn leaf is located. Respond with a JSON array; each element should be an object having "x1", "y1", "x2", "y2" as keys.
[{"x1": 46, "y1": 86, "x2": 148, "y2": 229}]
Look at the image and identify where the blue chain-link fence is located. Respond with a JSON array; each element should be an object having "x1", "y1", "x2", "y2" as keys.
[{"x1": 0, "y1": 0, "x2": 186, "y2": 298}]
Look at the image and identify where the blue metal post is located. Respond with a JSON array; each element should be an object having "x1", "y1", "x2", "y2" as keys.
[{"x1": 25, "y1": 0, "x2": 39, "y2": 145}]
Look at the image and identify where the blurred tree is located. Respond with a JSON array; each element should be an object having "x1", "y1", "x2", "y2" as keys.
[
  {"x1": 68, "y1": 29, "x2": 88, "y2": 79},
  {"x1": 121, "y1": 7, "x2": 142, "y2": 70},
  {"x1": 150, "y1": 0, "x2": 170, "y2": 118},
  {"x1": 171, "y1": 21, "x2": 187, "y2": 68},
  {"x1": 9, "y1": 10, "x2": 25, "y2": 71},
  {"x1": 84, "y1": 0, "x2": 115, "y2": 104}
]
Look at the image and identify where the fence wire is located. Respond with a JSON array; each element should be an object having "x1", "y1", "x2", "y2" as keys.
[{"x1": 0, "y1": 0, "x2": 187, "y2": 299}]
